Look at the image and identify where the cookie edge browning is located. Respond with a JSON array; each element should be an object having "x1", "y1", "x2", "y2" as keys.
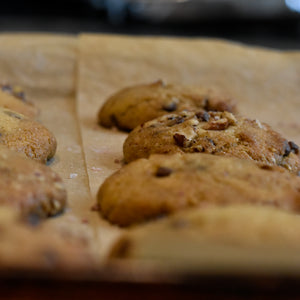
[
  {"x1": 123, "y1": 110, "x2": 300, "y2": 175},
  {"x1": 0, "y1": 108, "x2": 57, "y2": 164},
  {"x1": 98, "y1": 80, "x2": 237, "y2": 131},
  {"x1": 0, "y1": 146, "x2": 67, "y2": 218},
  {"x1": 97, "y1": 153, "x2": 300, "y2": 227}
]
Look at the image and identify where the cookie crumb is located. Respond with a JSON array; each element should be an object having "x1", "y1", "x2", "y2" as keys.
[{"x1": 91, "y1": 167, "x2": 102, "y2": 172}]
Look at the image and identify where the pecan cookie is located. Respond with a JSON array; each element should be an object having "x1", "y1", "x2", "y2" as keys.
[
  {"x1": 123, "y1": 110, "x2": 300, "y2": 174},
  {"x1": 98, "y1": 80, "x2": 237, "y2": 131},
  {"x1": 98, "y1": 153, "x2": 300, "y2": 226},
  {"x1": 110, "y1": 205, "x2": 300, "y2": 261},
  {"x1": 0, "y1": 84, "x2": 39, "y2": 118},
  {"x1": 0, "y1": 107, "x2": 57, "y2": 163},
  {"x1": 0, "y1": 146, "x2": 66, "y2": 218}
]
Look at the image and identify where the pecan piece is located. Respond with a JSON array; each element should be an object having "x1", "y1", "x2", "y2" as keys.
[
  {"x1": 173, "y1": 133, "x2": 187, "y2": 147},
  {"x1": 203, "y1": 118, "x2": 229, "y2": 130}
]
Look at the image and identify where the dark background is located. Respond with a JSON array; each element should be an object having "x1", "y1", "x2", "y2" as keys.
[{"x1": 0, "y1": 0, "x2": 299, "y2": 50}]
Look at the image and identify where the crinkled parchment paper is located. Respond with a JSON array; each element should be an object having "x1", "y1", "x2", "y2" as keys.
[
  {"x1": 77, "y1": 34, "x2": 300, "y2": 273},
  {"x1": 0, "y1": 33, "x2": 300, "y2": 275}
]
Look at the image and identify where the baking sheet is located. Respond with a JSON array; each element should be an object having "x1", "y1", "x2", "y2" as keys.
[{"x1": 0, "y1": 33, "x2": 300, "y2": 277}]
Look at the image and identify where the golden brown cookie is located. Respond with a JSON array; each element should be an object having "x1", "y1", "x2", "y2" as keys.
[
  {"x1": 0, "y1": 207, "x2": 96, "y2": 270},
  {"x1": 0, "y1": 107, "x2": 57, "y2": 163},
  {"x1": 98, "y1": 153, "x2": 300, "y2": 226},
  {"x1": 0, "y1": 84, "x2": 39, "y2": 118},
  {"x1": 110, "y1": 205, "x2": 300, "y2": 266},
  {"x1": 0, "y1": 146, "x2": 66, "y2": 218},
  {"x1": 123, "y1": 110, "x2": 300, "y2": 174},
  {"x1": 98, "y1": 80, "x2": 237, "y2": 131}
]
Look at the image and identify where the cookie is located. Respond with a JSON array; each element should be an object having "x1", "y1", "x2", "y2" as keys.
[
  {"x1": 110, "y1": 205, "x2": 300, "y2": 264},
  {"x1": 0, "y1": 207, "x2": 96, "y2": 270},
  {"x1": 0, "y1": 146, "x2": 66, "y2": 218},
  {"x1": 98, "y1": 80, "x2": 237, "y2": 131},
  {"x1": 0, "y1": 83, "x2": 39, "y2": 118},
  {"x1": 0, "y1": 107, "x2": 57, "y2": 163},
  {"x1": 123, "y1": 110, "x2": 300, "y2": 174},
  {"x1": 98, "y1": 153, "x2": 300, "y2": 226}
]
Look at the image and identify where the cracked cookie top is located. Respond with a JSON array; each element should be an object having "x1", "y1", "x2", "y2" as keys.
[{"x1": 123, "y1": 110, "x2": 300, "y2": 174}]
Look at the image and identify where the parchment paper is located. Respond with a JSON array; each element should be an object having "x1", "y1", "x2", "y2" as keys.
[
  {"x1": 0, "y1": 33, "x2": 300, "y2": 276},
  {"x1": 77, "y1": 34, "x2": 300, "y2": 272},
  {"x1": 0, "y1": 34, "x2": 101, "y2": 271}
]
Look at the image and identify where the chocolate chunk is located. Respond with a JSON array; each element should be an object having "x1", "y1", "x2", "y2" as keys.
[
  {"x1": 173, "y1": 133, "x2": 186, "y2": 147},
  {"x1": 289, "y1": 141, "x2": 299, "y2": 155},
  {"x1": 283, "y1": 140, "x2": 292, "y2": 157},
  {"x1": 15, "y1": 91, "x2": 26, "y2": 101},
  {"x1": 162, "y1": 102, "x2": 177, "y2": 112},
  {"x1": 196, "y1": 111, "x2": 210, "y2": 122},
  {"x1": 155, "y1": 166, "x2": 173, "y2": 177},
  {"x1": 203, "y1": 98, "x2": 210, "y2": 110},
  {"x1": 259, "y1": 164, "x2": 274, "y2": 171},
  {"x1": 167, "y1": 116, "x2": 185, "y2": 127},
  {"x1": 207, "y1": 138, "x2": 215, "y2": 146},
  {"x1": 1, "y1": 84, "x2": 12, "y2": 93},
  {"x1": 176, "y1": 117, "x2": 185, "y2": 124}
]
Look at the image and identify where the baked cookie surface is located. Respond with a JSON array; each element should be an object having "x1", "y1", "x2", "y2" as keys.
[
  {"x1": 110, "y1": 205, "x2": 300, "y2": 262},
  {"x1": 0, "y1": 207, "x2": 96, "y2": 270},
  {"x1": 0, "y1": 84, "x2": 39, "y2": 118},
  {"x1": 98, "y1": 80, "x2": 237, "y2": 131},
  {"x1": 0, "y1": 146, "x2": 67, "y2": 218},
  {"x1": 98, "y1": 153, "x2": 300, "y2": 226},
  {"x1": 123, "y1": 110, "x2": 300, "y2": 174},
  {"x1": 0, "y1": 107, "x2": 57, "y2": 163}
]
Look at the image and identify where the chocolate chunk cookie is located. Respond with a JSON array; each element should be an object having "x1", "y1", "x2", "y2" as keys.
[
  {"x1": 110, "y1": 205, "x2": 300, "y2": 262},
  {"x1": 0, "y1": 146, "x2": 66, "y2": 218},
  {"x1": 123, "y1": 110, "x2": 300, "y2": 174},
  {"x1": 98, "y1": 80, "x2": 237, "y2": 131},
  {"x1": 0, "y1": 84, "x2": 39, "y2": 118},
  {"x1": 0, "y1": 107, "x2": 57, "y2": 163},
  {"x1": 97, "y1": 153, "x2": 300, "y2": 226}
]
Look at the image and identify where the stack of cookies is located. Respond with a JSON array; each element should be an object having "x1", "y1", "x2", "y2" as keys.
[{"x1": 96, "y1": 80, "x2": 300, "y2": 260}]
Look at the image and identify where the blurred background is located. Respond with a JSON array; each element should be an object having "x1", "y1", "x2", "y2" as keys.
[{"x1": 0, "y1": 0, "x2": 299, "y2": 49}]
